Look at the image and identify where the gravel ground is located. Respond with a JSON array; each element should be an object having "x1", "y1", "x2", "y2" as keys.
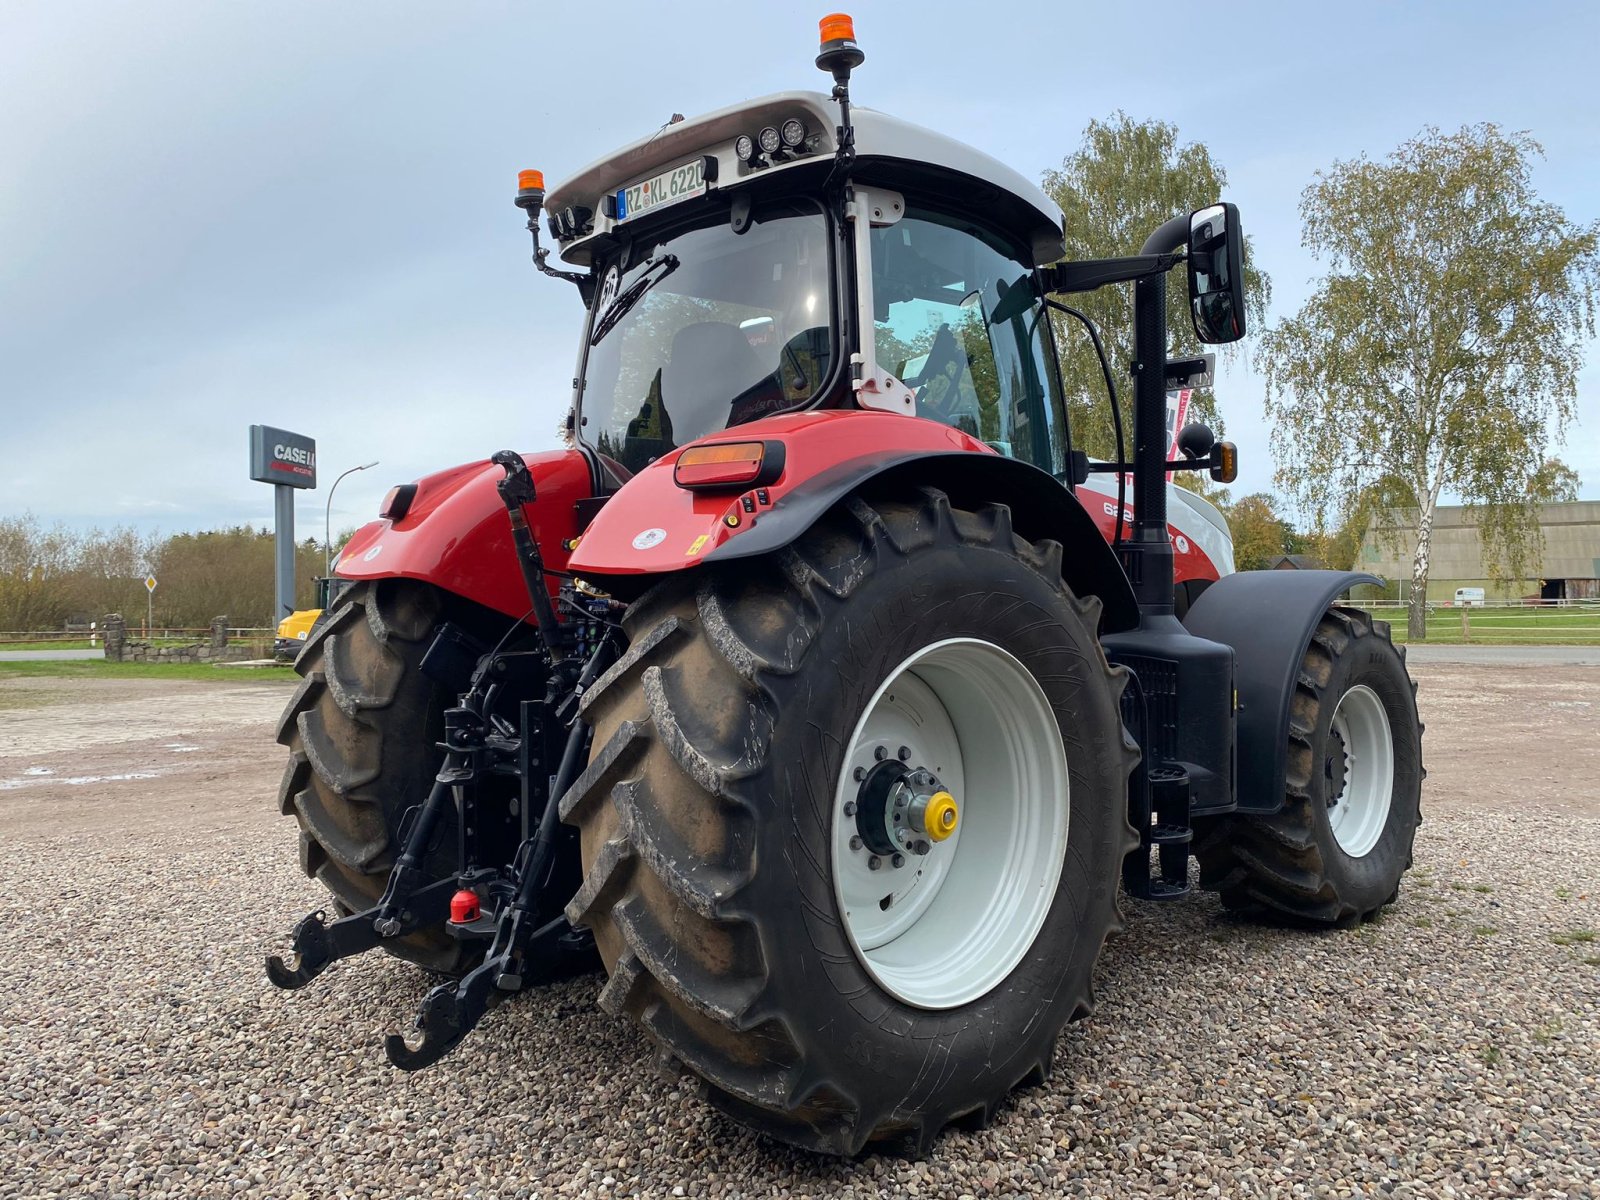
[{"x1": 0, "y1": 662, "x2": 1596, "y2": 1199}]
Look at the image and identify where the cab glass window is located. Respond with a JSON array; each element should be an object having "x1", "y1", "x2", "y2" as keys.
[
  {"x1": 871, "y1": 209, "x2": 1067, "y2": 475},
  {"x1": 581, "y1": 202, "x2": 833, "y2": 475}
]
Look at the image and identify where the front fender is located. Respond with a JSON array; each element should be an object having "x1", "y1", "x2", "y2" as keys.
[
  {"x1": 337, "y1": 449, "x2": 594, "y2": 619},
  {"x1": 568, "y1": 410, "x2": 1138, "y2": 632},
  {"x1": 1184, "y1": 570, "x2": 1381, "y2": 813}
]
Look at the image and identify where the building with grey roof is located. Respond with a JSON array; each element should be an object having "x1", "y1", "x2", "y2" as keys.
[{"x1": 1359, "y1": 500, "x2": 1600, "y2": 601}]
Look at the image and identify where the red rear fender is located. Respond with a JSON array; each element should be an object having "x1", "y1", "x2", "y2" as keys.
[
  {"x1": 337, "y1": 449, "x2": 594, "y2": 619},
  {"x1": 567, "y1": 410, "x2": 992, "y2": 577}
]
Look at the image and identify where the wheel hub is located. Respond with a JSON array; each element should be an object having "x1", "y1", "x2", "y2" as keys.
[
  {"x1": 1325, "y1": 722, "x2": 1349, "y2": 808},
  {"x1": 852, "y1": 760, "x2": 958, "y2": 861}
]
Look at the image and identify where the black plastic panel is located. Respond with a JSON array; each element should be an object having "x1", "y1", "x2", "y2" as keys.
[{"x1": 1183, "y1": 570, "x2": 1379, "y2": 813}]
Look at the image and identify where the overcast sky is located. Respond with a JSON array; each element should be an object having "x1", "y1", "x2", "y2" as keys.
[{"x1": 4, "y1": 0, "x2": 1598, "y2": 543}]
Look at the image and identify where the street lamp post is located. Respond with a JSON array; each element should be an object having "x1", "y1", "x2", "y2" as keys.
[{"x1": 326, "y1": 461, "x2": 379, "y2": 576}]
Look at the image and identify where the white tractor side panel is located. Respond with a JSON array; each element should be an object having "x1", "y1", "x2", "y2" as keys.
[{"x1": 1078, "y1": 475, "x2": 1235, "y2": 578}]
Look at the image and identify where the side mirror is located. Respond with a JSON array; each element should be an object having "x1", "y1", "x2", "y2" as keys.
[{"x1": 1187, "y1": 202, "x2": 1247, "y2": 344}]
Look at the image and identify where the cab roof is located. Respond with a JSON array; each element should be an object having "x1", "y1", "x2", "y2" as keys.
[{"x1": 544, "y1": 90, "x2": 1066, "y2": 267}]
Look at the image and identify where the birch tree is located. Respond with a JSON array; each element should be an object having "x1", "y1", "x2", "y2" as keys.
[
  {"x1": 1259, "y1": 125, "x2": 1599, "y2": 638},
  {"x1": 1043, "y1": 114, "x2": 1272, "y2": 458}
]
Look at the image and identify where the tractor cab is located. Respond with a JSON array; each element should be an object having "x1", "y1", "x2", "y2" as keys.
[{"x1": 533, "y1": 89, "x2": 1071, "y2": 480}]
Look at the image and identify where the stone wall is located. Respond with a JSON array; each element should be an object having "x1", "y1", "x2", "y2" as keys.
[{"x1": 101, "y1": 614, "x2": 257, "y2": 663}]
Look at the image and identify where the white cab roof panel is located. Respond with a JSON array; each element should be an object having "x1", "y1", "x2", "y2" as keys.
[{"x1": 544, "y1": 90, "x2": 1064, "y2": 266}]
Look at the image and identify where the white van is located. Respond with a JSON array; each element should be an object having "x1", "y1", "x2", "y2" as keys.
[{"x1": 1454, "y1": 587, "x2": 1486, "y2": 606}]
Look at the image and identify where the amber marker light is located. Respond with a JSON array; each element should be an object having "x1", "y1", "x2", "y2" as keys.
[
  {"x1": 818, "y1": 13, "x2": 855, "y2": 44},
  {"x1": 515, "y1": 169, "x2": 546, "y2": 218},
  {"x1": 674, "y1": 441, "x2": 771, "y2": 489},
  {"x1": 1210, "y1": 441, "x2": 1239, "y2": 484}
]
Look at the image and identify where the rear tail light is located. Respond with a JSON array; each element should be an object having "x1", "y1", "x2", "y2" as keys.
[
  {"x1": 379, "y1": 483, "x2": 418, "y2": 521},
  {"x1": 673, "y1": 441, "x2": 785, "y2": 490}
]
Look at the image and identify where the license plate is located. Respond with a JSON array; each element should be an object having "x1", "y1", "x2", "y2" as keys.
[{"x1": 616, "y1": 158, "x2": 707, "y2": 222}]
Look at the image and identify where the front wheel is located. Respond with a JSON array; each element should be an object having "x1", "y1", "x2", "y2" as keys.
[
  {"x1": 560, "y1": 489, "x2": 1138, "y2": 1155},
  {"x1": 1195, "y1": 606, "x2": 1423, "y2": 924}
]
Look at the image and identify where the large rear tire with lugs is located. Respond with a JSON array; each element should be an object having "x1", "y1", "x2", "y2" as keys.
[
  {"x1": 560, "y1": 489, "x2": 1138, "y2": 1155},
  {"x1": 1194, "y1": 606, "x2": 1423, "y2": 925},
  {"x1": 274, "y1": 577, "x2": 471, "y2": 974}
]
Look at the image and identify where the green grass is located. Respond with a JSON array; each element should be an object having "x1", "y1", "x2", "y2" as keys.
[
  {"x1": 0, "y1": 660, "x2": 294, "y2": 683},
  {"x1": 1472, "y1": 925, "x2": 1498, "y2": 937},
  {"x1": 1551, "y1": 929, "x2": 1596, "y2": 946},
  {"x1": 1556, "y1": 887, "x2": 1574, "y2": 901},
  {"x1": 2, "y1": 637, "x2": 272, "y2": 651},
  {"x1": 1359, "y1": 606, "x2": 1600, "y2": 646},
  {"x1": 1480, "y1": 1045, "x2": 1503, "y2": 1067},
  {"x1": 1533, "y1": 1019, "x2": 1564, "y2": 1045}
]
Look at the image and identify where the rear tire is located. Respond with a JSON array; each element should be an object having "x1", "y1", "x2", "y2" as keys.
[
  {"x1": 561, "y1": 489, "x2": 1138, "y2": 1155},
  {"x1": 274, "y1": 578, "x2": 472, "y2": 974},
  {"x1": 1194, "y1": 606, "x2": 1423, "y2": 925}
]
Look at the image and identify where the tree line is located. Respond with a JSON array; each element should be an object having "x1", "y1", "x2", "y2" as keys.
[{"x1": 0, "y1": 516, "x2": 333, "y2": 631}]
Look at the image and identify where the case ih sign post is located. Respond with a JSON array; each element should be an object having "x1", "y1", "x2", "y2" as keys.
[{"x1": 249, "y1": 425, "x2": 316, "y2": 622}]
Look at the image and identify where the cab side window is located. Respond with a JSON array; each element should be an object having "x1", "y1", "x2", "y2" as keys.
[{"x1": 871, "y1": 210, "x2": 1068, "y2": 475}]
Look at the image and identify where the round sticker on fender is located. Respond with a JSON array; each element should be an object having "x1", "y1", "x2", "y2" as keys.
[{"x1": 632, "y1": 528, "x2": 667, "y2": 550}]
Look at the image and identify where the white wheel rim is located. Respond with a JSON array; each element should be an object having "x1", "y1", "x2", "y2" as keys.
[
  {"x1": 1327, "y1": 683, "x2": 1395, "y2": 858},
  {"x1": 831, "y1": 638, "x2": 1069, "y2": 1010}
]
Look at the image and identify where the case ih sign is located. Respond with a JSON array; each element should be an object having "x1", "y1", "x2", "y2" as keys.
[{"x1": 249, "y1": 425, "x2": 317, "y2": 489}]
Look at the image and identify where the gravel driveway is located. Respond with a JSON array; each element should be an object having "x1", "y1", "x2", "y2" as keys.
[{"x1": 0, "y1": 662, "x2": 1595, "y2": 1198}]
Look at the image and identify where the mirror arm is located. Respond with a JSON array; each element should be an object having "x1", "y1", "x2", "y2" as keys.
[
  {"x1": 1037, "y1": 252, "x2": 1183, "y2": 295},
  {"x1": 1083, "y1": 455, "x2": 1220, "y2": 476}
]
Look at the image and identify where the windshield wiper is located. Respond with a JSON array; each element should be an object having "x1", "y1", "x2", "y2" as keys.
[{"x1": 589, "y1": 254, "x2": 680, "y2": 345}]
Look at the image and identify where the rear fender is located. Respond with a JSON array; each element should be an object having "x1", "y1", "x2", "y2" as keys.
[
  {"x1": 336, "y1": 449, "x2": 595, "y2": 619},
  {"x1": 568, "y1": 410, "x2": 1139, "y2": 632},
  {"x1": 1183, "y1": 570, "x2": 1381, "y2": 813}
]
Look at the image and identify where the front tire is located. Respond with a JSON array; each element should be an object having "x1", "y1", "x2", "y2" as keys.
[
  {"x1": 1195, "y1": 606, "x2": 1423, "y2": 924},
  {"x1": 561, "y1": 489, "x2": 1138, "y2": 1155}
]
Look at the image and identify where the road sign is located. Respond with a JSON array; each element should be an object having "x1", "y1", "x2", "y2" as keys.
[{"x1": 145, "y1": 575, "x2": 158, "y2": 593}]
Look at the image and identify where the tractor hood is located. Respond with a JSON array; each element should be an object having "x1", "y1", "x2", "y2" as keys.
[{"x1": 543, "y1": 90, "x2": 1066, "y2": 268}]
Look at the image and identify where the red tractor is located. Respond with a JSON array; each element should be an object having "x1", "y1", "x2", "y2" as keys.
[{"x1": 267, "y1": 16, "x2": 1422, "y2": 1155}]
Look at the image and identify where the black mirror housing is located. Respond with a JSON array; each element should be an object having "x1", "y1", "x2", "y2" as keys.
[
  {"x1": 1177, "y1": 422, "x2": 1216, "y2": 460},
  {"x1": 1187, "y1": 202, "x2": 1247, "y2": 344}
]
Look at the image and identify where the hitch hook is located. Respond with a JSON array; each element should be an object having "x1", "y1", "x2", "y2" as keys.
[{"x1": 264, "y1": 911, "x2": 336, "y2": 990}]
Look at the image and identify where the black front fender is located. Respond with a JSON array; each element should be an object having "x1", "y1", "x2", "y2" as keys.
[
  {"x1": 703, "y1": 451, "x2": 1139, "y2": 633},
  {"x1": 1183, "y1": 569, "x2": 1381, "y2": 813}
]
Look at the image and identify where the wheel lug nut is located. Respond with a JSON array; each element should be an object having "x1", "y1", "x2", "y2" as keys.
[
  {"x1": 874, "y1": 746, "x2": 888, "y2": 761},
  {"x1": 849, "y1": 835, "x2": 864, "y2": 851},
  {"x1": 843, "y1": 800, "x2": 858, "y2": 817},
  {"x1": 897, "y1": 745, "x2": 911, "y2": 761},
  {"x1": 891, "y1": 853, "x2": 905, "y2": 868},
  {"x1": 853, "y1": 766, "x2": 866, "y2": 781},
  {"x1": 868, "y1": 855, "x2": 882, "y2": 871}
]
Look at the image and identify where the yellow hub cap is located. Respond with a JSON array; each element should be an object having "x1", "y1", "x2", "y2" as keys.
[{"x1": 923, "y1": 791, "x2": 959, "y2": 842}]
